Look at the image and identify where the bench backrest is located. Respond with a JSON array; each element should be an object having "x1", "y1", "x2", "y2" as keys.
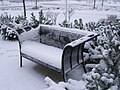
[
  {"x1": 39, "y1": 25, "x2": 95, "y2": 49},
  {"x1": 16, "y1": 25, "x2": 97, "y2": 49}
]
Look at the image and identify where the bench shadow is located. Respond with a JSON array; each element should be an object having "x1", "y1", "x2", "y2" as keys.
[
  {"x1": 33, "y1": 64, "x2": 63, "y2": 83},
  {"x1": 66, "y1": 65, "x2": 85, "y2": 80},
  {"x1": 33, "y1": 64, "x2": 84, "y2": 82}
]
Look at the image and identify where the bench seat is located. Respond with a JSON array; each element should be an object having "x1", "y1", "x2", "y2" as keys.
[{"x1": 21, "y1": 41, "x2": 63, "y2": 69}]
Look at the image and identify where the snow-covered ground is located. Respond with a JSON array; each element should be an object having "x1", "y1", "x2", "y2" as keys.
[
  {"x1": 0, "y1": 36, "x2": 84, "y2": 90},
  {"x1": 0, "y1": 37, "x2": 46, "y2": 90},
  {"x1": 0, "y1": 0, "x2": 120, "y2": 24},
  {"x1": 0, "y1": 0, "x2": 120, "y2": 90}
]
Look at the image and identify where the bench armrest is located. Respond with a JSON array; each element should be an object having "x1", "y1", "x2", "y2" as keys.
[
  {"x1": 65, "y1": 34, "x2": 99, "y2": 48},
  {"x1": 16, "y1": 26, "x2": 40, "y2": 44},
  {"x1": 61, "y1": 33, "x2": 99, "y2": 77}
]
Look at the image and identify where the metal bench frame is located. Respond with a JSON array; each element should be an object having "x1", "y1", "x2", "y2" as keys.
[{"x1": 18, "y1": 26, "x2": 98, "y2": 82}]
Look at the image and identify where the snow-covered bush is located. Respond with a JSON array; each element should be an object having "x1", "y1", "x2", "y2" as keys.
[
  {"x1": 0, "y1": 14, "x2": 25, "y2": 40},
  {"x1": 1, "y1": 26, "x2": 17, "y2": 41},
  {"x1": 0, "y1": 10, "x2": 59, "y2": 41},
  {"x1": 29, "y1": 12, "x2": 39, "y2": 28},
  {"x1": 30, "y1": 10, "x2": 59, "y2": 26},
  {"x1": 45, "y1": 11, "x2": 59, "y2": 25},
  {"x1": 83, "y1": 64, "x2": 117, "y2": 90},
  {"x1": 107, "y1": 14, "x2": 117, "y2": 22},
  {"x1": 59, "y1": 18, "x2": 83, "y2": 29},
  {"x1": 59, "y1": 19, "x2": 72, "y2": 28},
  {"x1": 43, "y1": 77, "x2": 86, "y2": 90},
  {"x1": 73, "y1": 19, "x2": 83, "y2": 29},
  {"x1": 83, "y1": 16, "x2": 120, "y2": 89},
  {"x1": 14, "y1": 15, "x2": 29, "y2": 28},
  {"x1": 44, "y1": 17, "x2": 120, "y2": 90},
  {"x1": 0, "y1": 13, "x2": 29, "y2": 28},
  {"x1": 0, "y1": 12, "x2": 30, "y2": 29},
  {"x1": 0, "y1": 12, "x2": 14, "y2": 26}
]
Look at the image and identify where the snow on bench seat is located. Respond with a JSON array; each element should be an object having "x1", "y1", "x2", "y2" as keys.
[{"x1": 21, "y1": 41, "x2": 63, "y2": 69}]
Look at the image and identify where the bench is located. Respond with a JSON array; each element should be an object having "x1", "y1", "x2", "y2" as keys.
[{"x1": 16, "y1": 25, "x2": 98, "y2": 81}]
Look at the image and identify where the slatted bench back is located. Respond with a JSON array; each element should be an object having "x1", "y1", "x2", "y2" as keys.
[{"x1": 39, "y1": 25, "x2": 93, "y2": 49}]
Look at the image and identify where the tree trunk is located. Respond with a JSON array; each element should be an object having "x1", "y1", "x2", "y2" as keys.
[
  {"x1": 35, "y1": 0, "x2": 38, "y2": 9},
  {"x1": 23, "y1": 0, "x2": 26, "y2": 19},
  {"x1": 93, "y1": 0, "x2": 96, "y2": 9},
  {"x1": 65, "y1": 0, "x2": 68, "y2": 22},
  {"x1": 102, "y1": 0, "x2": 104, "y2": 8}
]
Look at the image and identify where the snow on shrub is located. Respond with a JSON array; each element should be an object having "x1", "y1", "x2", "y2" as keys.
[
  {"x1": 0, "y1": 25, "x2": 17, "y2": 41},
  {"x1": 83, "y1": 16, "x2": 120, "y2": 89},
  {"x1": 43, "y1": 77, "x2": 86, "y2": 90},
  {"x1": 44, "y1": 17, "x2": 120, "y2": 90},
  {"x1": 0, "y1": 10, "x2": 60, "y2": 41},
  {"x1": 83, "y1": 64, "x2": 117, "y2": 90},
  {"x1": 30, "y1": 10, "x2": 59, "y2": 26},
  {"x1": 0, "y1": 12, "x2": 120, "y2": 89}
]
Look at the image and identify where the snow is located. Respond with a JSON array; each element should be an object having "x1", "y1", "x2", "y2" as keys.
[
  {"x1": 85, "y1": 64, "x2": 97, "y2": 68},
  {"x1": 44, "y1": 77, "x2": 86, "y2": 90},
  {"x1": 0, "y1": 0, "x2": 120, "y2": 90},
  {"x1": 0, "y1": 1, "x2": 120, "y2": 25},
  {"x1": 66, "y1": 34, "x2": 97, "y2": 47},
  {"x1": 0, "y1": 36, "x2": 85, "y2": 90},
  {"x1": 17, "y1": 26, "x2": 40, "y2": 42},
  {"x1": 0, "y1": 39, "x2": 47, "y2": 90},
  {"x1": 21, "y1": 41, "x2": 63, "y2": 69},
  {"x1": 90, "y1": 55, "x2": 103, "y2": 60},
  {"x1": 40, "y1": 24, "x2": 97, "y2": 36}
]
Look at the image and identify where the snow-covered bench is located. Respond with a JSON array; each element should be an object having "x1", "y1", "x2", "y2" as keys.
[{"x1": 16, "y1": 25, "x2": 98, "y2": 81}]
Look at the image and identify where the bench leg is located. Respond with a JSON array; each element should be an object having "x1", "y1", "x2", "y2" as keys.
[
  {"x1": 63, "y1": 73, "x2": 67, "y2": 82},
  {"x1": 20, "y1": 55, "x2": 22, "y2": 67},
  {"x1": 81, "y1": 44, "x2": 87, "y2": 73},
  {"x1": 82, "y1": 62, "x2": 87, "y2": 73}
]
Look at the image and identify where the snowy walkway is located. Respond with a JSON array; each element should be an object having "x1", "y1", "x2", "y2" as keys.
[{"x1": 0, "y1": 39, "x2": 84, "y2": 90}]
